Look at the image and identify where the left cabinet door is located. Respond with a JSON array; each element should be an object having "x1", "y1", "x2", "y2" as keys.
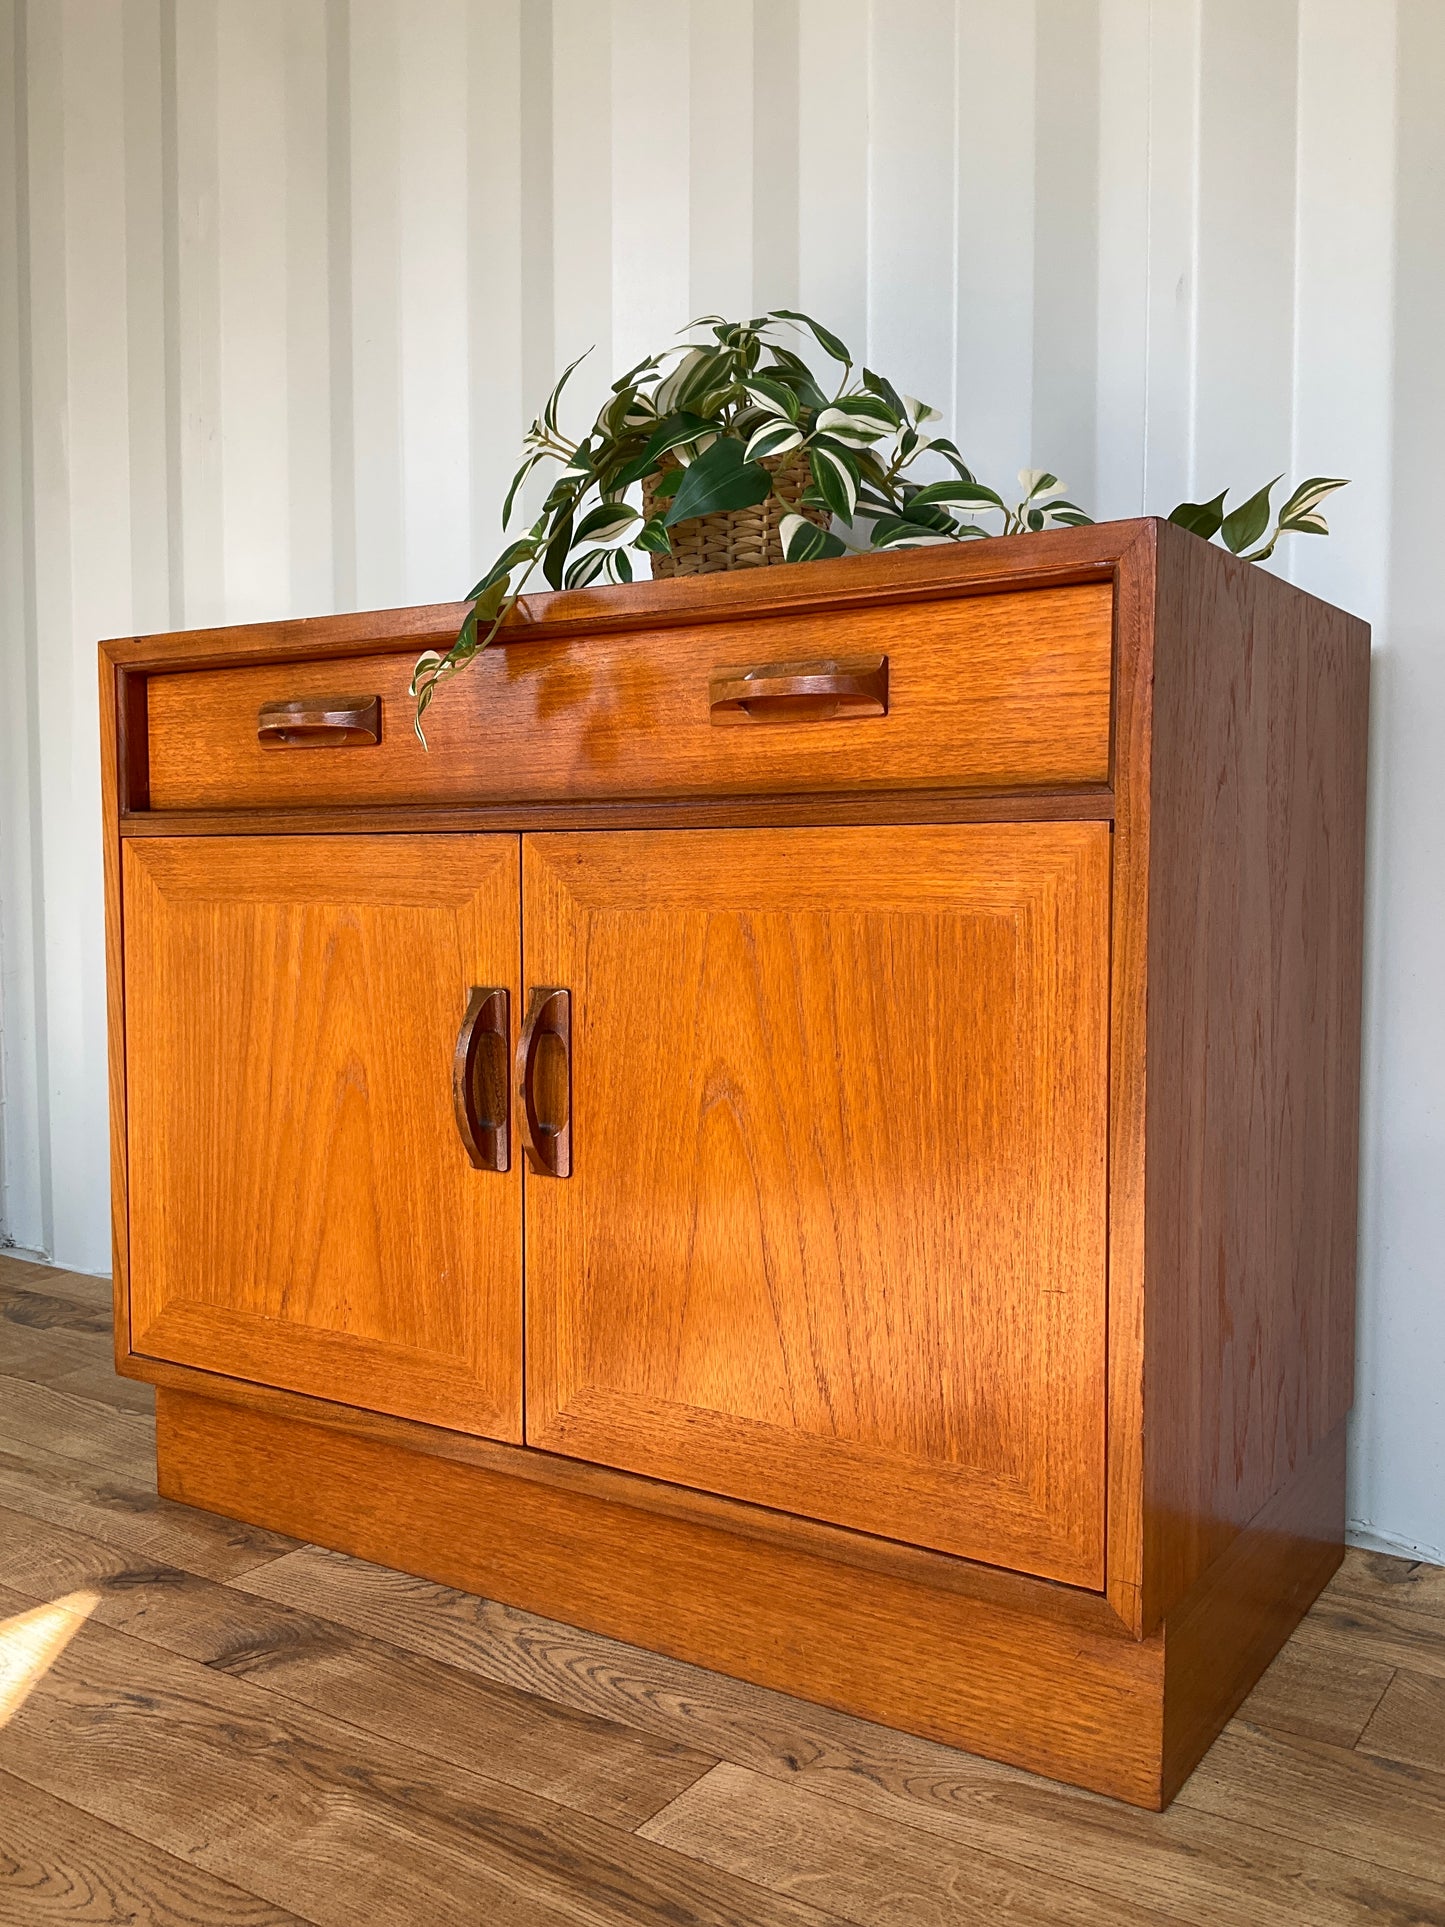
[{"x1": 122, "y1": 835, "x2": 523, "y2": 1439}]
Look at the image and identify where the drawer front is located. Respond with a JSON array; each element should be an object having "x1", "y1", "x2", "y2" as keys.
[{"x1": 145, "y1": 583, "x2": 1112, "y2": 811}]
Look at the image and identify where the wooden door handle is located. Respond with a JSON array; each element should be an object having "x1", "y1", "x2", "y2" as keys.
[
  {"x1": 452, "y1": 987, "x2": 510, "y2": 1171},
  {"x1": 516, "y1": 987, "x2": 571, "y2": 1178},
  {"x1": 257, "y1": 694, "x2": 381, "y2": 747},
  {"x1": 708, "y1": 655, "x2": 888, "y2": 725}
]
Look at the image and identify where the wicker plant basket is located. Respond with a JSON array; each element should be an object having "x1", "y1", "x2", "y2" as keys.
[{"x1": 642, "y1": 447, "x2": 830, "y2": 578}]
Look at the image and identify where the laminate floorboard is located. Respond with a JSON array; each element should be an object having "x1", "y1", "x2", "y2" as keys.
[
  {"x1": 0, "y1": 1769, "x2": 307, "y2": 1925},
  {"x1": 1, "y1": 1257, "x2": 1443, "y2": 1926}
]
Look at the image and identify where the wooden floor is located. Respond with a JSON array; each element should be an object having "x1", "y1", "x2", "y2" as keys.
[{"x1": 1, "y1": 1254, "x2": 1443, "y2": 1926}]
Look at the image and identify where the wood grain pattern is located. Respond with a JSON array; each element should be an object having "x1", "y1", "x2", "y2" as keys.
[
  {"x1": 0, "y1": 1505, "x2": 714, "y2": 1830},
  {"x1": 122, "y1": 835, "x2": 524, "y2": 1438},
  {"x1": 0, "y1": 1256, "x2": 113, "y2": 1310},
  {"x1": 1099, "y1": 519, "x2": 1158, "y2": 1634},
  {"x1": 101, "y1": 520, "x2": 1140, "y2": 671},
  {"x1": 0, "y1": 1433, "x2": 292, "y2": 1582},
  {"x1": 121, "y1": 1349, "x2": 1128, "y2": 1634},
  {"x1": 0, "y1": 1379, "x2": 155, "y2": 1481},
  {"x1": 0, "y1": 1770, "x2": 305, "y2": 1926},
  {"x1": 99, "y1": 652, "x2": 133, "y2": 1369},
  {"x1": 155, "y1": 1385, "x2": 1168, "y2": 1806},
  {"x1": 1332, "y1": 1551, "x2": 1445, "y2": 1621},
  {"x1": 1235, "y1": 1624, "x2": 1395, "y2": 1748},
  {"x1": 236, "y1": 1543, "x2": 1445, "y2": 1927},
  {"x1": 143, "y1": 585, "x2": 1112, "y2": 810},
  {"x1": 1160, "y1": 1421, "x2": 1346, "y2": 1802},
  {"x1": 119, "y1": 785, "x2": 1118, "y2": 840},
  {"x1": 10, "y1": 1257, "x2": 1445, "y2": 1923},
  {"x1": 0, "y1": 1581, "x2": 842, "y2": 1927},
  {"x1": 640, "y1": 1761, "x2": 1140, "y2": 1927},
  {"x1": 1177, "y1": 1719, "x2": 1445, "y2": 1889},
  {"x1": 523, "y1": 824, "x2": 1110, "y2": 1586},
  {"x1": 0, "y1": 1319, "x2": 155, "y2": 1418},
  {"x1": 96, "y1": 523, "x2": 1372, "y2": 1809},
  {"x1": 1356, "y1": 1670, "x2": 1445, "y2": 1775},
  {"x1": 1140, "y1": 522, "x2": 1370, "y2": 1630},
  {"x1": 1299, "y1": 1582, "x2": 1445, "y2": 1684},
  {"x1": 1, "y1": 1284, "x2": 109, "y2": 1338}
]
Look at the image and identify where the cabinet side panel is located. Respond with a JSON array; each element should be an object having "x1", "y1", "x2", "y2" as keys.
[{"x1": 1143, "y1": 525, "x2": 1369, "y2": 1622}]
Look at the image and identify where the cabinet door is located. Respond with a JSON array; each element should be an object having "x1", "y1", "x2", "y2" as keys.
[
  {"x1": 124, "y1": 835, "x2": 522, "y2": 1438},
  {"x1": 522, "y1": 824, "x2": 1110, "y2": 1587}
]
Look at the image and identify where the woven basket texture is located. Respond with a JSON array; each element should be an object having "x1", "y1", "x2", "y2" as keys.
[{"x1": 642, "y1": 447, "x2": 830, "y2": 578}]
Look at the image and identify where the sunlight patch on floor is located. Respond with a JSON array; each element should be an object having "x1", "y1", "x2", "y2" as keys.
[{"x1": 0, "y1": 1590, "x2": 102, "y2": 1725}]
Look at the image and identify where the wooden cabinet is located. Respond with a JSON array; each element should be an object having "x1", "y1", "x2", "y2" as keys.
[
  {"x1": 101, "y1": 524, "x2": 1369, "y2": 1808},
  {"x1": 523, "y1": 824, "x2": 1110, "y2": 1587},
  {"x1": 123, "y1": 835, "x2": 524, "y2": 1438}
]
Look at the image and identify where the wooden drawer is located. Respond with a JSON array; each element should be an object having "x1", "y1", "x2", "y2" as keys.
[{"x1": 145, "y1": 583, "x2": 1112, "y2": 811}]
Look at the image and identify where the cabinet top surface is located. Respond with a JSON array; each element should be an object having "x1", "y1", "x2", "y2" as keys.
[{"x1": 101, "y1": 520, "x2": 1162, "y2": 671}]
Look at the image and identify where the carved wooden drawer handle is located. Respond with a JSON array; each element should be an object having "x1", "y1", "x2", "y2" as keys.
[
  {"x1": 709, "y1": 655, "x2": 888, "y2": 725},
  {"x1": 452, "y1": 987, "x2": 510, "y2": 1171},
  {"x1": 516, "y1": 988, "x2": 572, "y2": 1178},
  {"x1": 257, "y1": 694, "x2": 381, "y2": 748}
]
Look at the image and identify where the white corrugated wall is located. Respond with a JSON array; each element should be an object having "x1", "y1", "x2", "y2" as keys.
[{"x1": 0, "y1": 0, "x2": 1439, "y2": 1558}]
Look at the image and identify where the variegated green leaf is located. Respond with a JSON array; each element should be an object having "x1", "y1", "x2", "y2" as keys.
[
  {"x1": 868, "y1": 515, "x2": 954, "y2": 549},
  {"x1": 928, "y1": 438, "x2": 977, "y2": 483},
  {"x1": 465, "y1": 535, "x2": 541, "y2": 601},
  {"x1": 1277, "y1": 475, "x2": 1348, "y2": 524},
  {"x1": 761, "y1": 348, "x2": 831, "y2": 414},
  {"x1": 1018, "y1": 469, "x2": 1062, "y2": 501},
  {"x1": 903, "y1": 395, "x2": 942, "y2": 427},
  {"x1": 635, "y1": 517, "x2": 673, "y2": 555},
  {"x1": 744, "y1": 422, "x2": 806, "y2": 463},
  {"x1": 653, "y1": 347, "x2": 712, "y2": 415},
  {"x1": 861, "y1": 366, "x2": 908, "y2": 421},
  {"x1": 610, "y1": 350, "x2": 662, "y2": 392},
  {"x1": 815, "y1": 396, "x2": 894, "y2": 446},
  {"x1": 780, "y1": 512, "x2": 847, "y2": 563},
  {"x1": 808, "y1": 440, "x2": 859, "y2": 520},
  {"x1": 743, "y1": 376, "x2": 800, "y2": 422},
  {"x1": 770, "y1": 307, "x2": 853, "y2": 367},
  {"x1": 542, "y1": 347, "x2": 590, "y2": 437},
  {"x1": 613, "y1": 413, "x2": 715, "y2": 486},
  {"x1": 674, "y1": 348, "x2": 736, "y2": 413},
  {"x1": 471, "y1": 575, "x2": 510, "y2": 622},
  {"x1": 564, "y1": 548, "x2": 611, "y2": 589},
  {"x1": 542, "y1": 508, "x2": 576, "y2": 590},
  {"x1": 907, "y1": 479, "x2": 1005, "y2": 513},
  {"x1": 662, "y1": 436, "x2": 772, "y2": 525},
  {"x1": 501, "y1": 451, "x2": 547, "y2": 527},
  {"x1": 813, "y1": 411, "x2": 887, "y2": 449},
  {"x1": 573, "y1": 502, "x2": 641, "y2": 546},
  {"x1": 898, "y1": 500, "x2": 959, "y2": 534}
]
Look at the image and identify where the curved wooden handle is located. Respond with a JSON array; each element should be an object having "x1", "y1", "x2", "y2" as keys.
[
  {"x1": 452, "y1": 987, "x2": 510, "y2": 1171},
  {"x1": 515, "y1": 987, "x2": 571, "y2": 1178},
  {"x1": 709, "y1": 654, "x2": 888, "y2": 725},
  {"x1": 257, "y1": 694, "x2": 381, "y2": 748}
]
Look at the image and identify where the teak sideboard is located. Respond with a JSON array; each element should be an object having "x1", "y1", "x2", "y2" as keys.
[{"x1": 99, "y1": 522, "x2": 1368, "y2": 1808}]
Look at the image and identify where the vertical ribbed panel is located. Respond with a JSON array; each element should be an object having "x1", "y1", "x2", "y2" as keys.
[{"x1": 0, "y1": 0, "x2": 1438, "y2": 1562}]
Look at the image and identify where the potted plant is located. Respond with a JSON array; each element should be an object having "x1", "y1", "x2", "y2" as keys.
[{"x1": 412, "y1": 310, "x2": 1346, "y2": 735}]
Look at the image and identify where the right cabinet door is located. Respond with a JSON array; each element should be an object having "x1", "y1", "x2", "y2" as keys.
[{"x1": 522, "y1": 823, "x2": 1110, "y2": 1588}]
